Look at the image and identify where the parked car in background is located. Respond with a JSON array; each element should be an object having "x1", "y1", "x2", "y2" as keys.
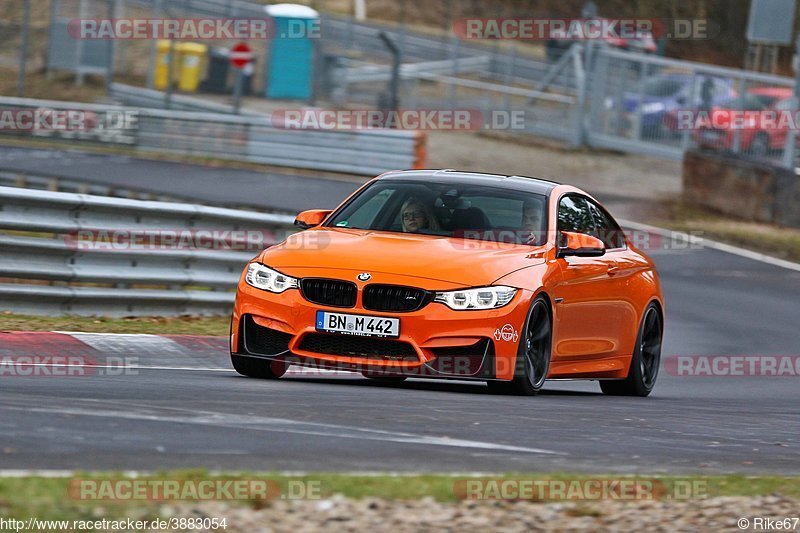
[
  {"x1": 619, "y1": 74, "x2": 736, "y2": 138},
  {"x1": 693, "y1": 88, "x2": 794, "y2": 156}
]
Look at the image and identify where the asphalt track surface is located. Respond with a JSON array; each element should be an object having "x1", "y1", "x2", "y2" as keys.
[
  {"x1": 1, "y1": 149, "x2": 799, "y2": 473},
  {"x1": 0, "y1": 145, "x2": 361, "y2": 212}
]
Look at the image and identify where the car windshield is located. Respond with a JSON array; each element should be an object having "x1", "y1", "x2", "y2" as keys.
[
  {"x1": 642, "y1": 78, "x2": 684, "y2": 97},
  {"x1": 715, "y1": 95, "x2": 766, "y2": 110},
  {"x1": 325, "y1": 180, "x2": 548, "y2": 245}
]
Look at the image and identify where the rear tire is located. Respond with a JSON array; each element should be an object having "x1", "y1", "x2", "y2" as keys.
[
  {"x1": 231, "y1": 354, "x2": 289, "y2": 379},
  {"x1": 487, "y1": 296, "x2": 551, "y2": 396},
  {"x1": 600, "y1": 303, "x2": 662, "y2": 397}
]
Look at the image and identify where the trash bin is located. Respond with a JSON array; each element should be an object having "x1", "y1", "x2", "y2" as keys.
[
  {"x1": 176, "y1": 42, "x2": 208, "y2": 92},
  {"x1": 154, "y1": 40, "x2": 174, "y2": 90},
  {"x1": 264, "y1": 4, "x2": 319, "y2": 100},
  {"x1": 201, "y1": 47, "x2": 231, "y2": 94}
]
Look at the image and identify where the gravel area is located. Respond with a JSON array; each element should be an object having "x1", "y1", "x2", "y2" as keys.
[{"x1": 160, "y1": 495, "x2": 800, "y2": 532}]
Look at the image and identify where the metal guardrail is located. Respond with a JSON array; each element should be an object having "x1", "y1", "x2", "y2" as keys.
[
  {"x1": 0, "y1": 186, "x2": 295, "y2": 316},
  {"x1": 0, "y1": 95, "x2": 427, "y2": 176},
  {"x1": 109, "y1": 83, "x2": 241, "y2": 114},
  {"x1": 344, "y1": 56, "x2": 492, "y2": 83}
]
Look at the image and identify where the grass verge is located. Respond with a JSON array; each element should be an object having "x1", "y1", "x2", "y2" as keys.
[
  {"x1": 647, "y1": 199, "x2": 800, "y2": 263},
  {"x1": 0, "y1": 472, "x2": 798, "y2": 521}
]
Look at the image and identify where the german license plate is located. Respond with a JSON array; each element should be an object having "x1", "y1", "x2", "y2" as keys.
[{"x1": 315, "y1": 311, "x2": 400, "y2": 338}]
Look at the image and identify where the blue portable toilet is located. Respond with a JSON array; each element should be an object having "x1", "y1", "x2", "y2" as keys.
[{"x1": 265, "y1": 4, "x2": 319, "y2": 100}]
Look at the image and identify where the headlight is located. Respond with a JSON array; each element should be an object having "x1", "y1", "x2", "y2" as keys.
[
  {"x1": 245, "y1": 263, "x2": 298, "y2": 293},
  {"x1": 434, "y1": 286, "x2": 517, "y2": 310}
]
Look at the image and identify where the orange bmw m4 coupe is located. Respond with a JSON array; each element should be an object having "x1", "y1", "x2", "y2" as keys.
[{"x1": 231, "y1": 170, "x2": 664, "y2": 396}]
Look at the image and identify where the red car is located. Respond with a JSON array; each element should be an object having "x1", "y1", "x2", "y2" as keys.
[{"x1": 694, "y1": 87, "x2": 794, "y2": 156}]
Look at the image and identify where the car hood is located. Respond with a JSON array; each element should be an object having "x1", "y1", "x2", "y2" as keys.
[{"x1": 259, "y1": 227, "x2": 547, "y2": 289}]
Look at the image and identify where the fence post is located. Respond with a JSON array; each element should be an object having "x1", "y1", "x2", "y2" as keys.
[
  {"x1": 572, "y1": 43, "x2": 588, "y2": 148},
  {"x1": 146, "y1": 0, "x2": 164, "y2": 90},
  {"x1": 732, "y1": 75, "x2": 746, "y2": 154},
  {"x1": 632, "y1": 58, "x2": 647, "y2": 141},
  {"x1": 680, "y1": 72, "x2": 697, "y2": 152},
  {"x1": 17, "y1": 0, "x2": 31, "y2": 96},
  {"x1": 75, "y1": 0, "x2": 89, "y2": 86},
  {"x1": 105, "y1": 0, "x2": 119, "y2": 94}
]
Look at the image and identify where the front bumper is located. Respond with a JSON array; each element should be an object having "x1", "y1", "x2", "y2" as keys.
[{"x1": 231, "y1": 281, "x2": 534, "y2": 380}]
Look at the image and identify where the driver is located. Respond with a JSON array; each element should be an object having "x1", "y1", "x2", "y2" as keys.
[{"x1": 400, "y1": 197, "x2": 440, "y2": 233}]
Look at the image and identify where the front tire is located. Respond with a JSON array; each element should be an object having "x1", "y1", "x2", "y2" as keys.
[
  {"x1": 487, "y1": 296, "x2": 551, "y2": 396},
  {"x1": 231, "y1": 354, "x2": 289, "y2": 379},
  {"x1": 600, "y1": 303, "x2": 662, "y2": 397}
]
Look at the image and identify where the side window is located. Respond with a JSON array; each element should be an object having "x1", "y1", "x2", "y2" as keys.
[
  {"x1": 346, "y1": 188, "x2": 394, "y2": 229},
  {"x1": 586, "y1": 200, "x2": 626, "y2": 249},
  {"x1": 557, "y1": 196, "x2": 595, "y2": 236},
  {"x1": 458, "y1": 195, "x2": 523, "y2": 227}
]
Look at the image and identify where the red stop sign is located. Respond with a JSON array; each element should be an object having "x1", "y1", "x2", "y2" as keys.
[{"x1": 230, "y1": 42, "x2": 254, "y2": 69}]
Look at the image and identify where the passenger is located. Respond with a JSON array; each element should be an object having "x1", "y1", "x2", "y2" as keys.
[
  {"x1": 400, "y1": 197, "x2": 440, "y2": 233},
  {"x1": 522, "y1": 198, "x2": 546, "y2": 245}
]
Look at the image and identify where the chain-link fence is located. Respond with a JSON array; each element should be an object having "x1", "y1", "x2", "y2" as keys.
[
  {"x1": 7, "y1": 0, "x2": 800, "y2": 170},
  {"x1": 585, "y1": 46, "x2": 796, "y2": 168}
]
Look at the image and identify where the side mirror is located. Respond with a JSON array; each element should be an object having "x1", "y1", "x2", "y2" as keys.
[
  {"x1": 557, "y1": 231, "x2": 606, "y2": 258},
  {"x1": 294, "y1": 209, "x2": 332, "y2": 229}
]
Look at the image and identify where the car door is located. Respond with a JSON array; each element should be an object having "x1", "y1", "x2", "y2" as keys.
[
  {"x1": 550, "y1": 195, "x2": 623, "y2": 363},
  {"x1": 770, "y1": 98, "x2": 793, "y2": 148},
  {"x1": 585, "y1": 198, "x2": 640, "y2": 358}
]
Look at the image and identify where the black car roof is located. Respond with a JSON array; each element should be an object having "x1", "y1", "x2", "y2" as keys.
[{"x1": 376, "y1": 169, "x2": 560, "y2": 196}]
